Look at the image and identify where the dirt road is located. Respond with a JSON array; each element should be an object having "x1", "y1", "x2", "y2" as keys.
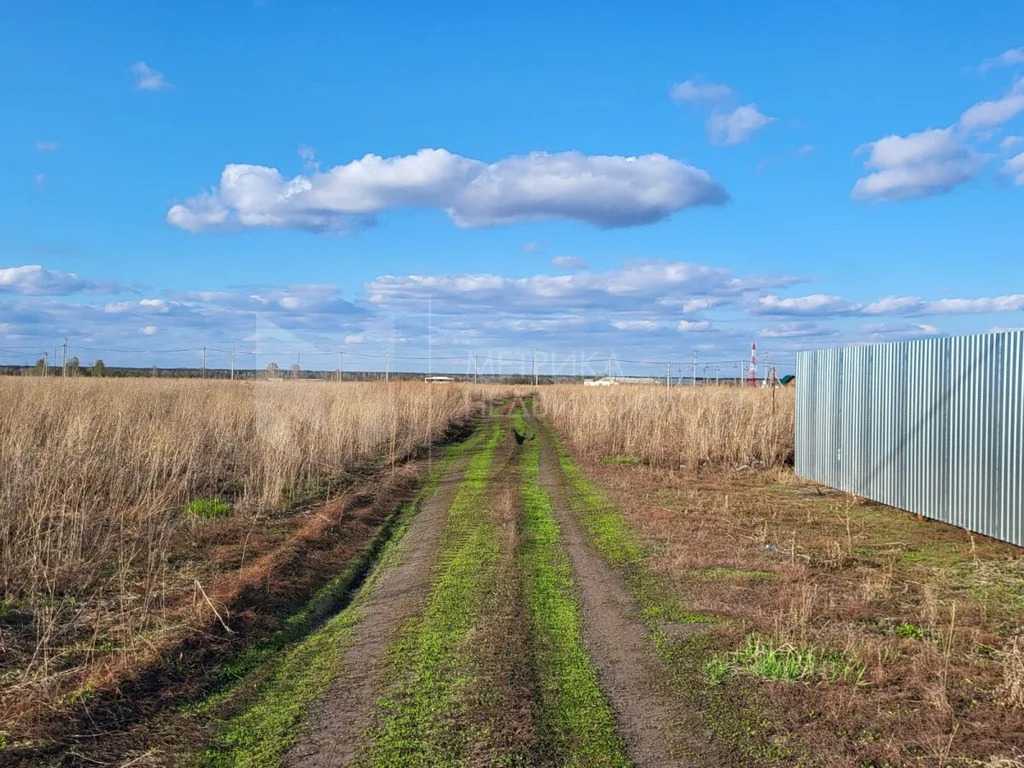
[{"x1": 196, "y1": 402, "x2": 727, "y2": 767}]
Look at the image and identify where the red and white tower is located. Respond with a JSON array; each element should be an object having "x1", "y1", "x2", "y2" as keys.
[{"x1": 748, "y1": 342, "x2": 758, "y2": 388}]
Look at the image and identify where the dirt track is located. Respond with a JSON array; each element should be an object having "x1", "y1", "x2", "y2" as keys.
[
  {"x1": 286, "y1": 449, "x2": 475, "y2": 767},
  {"x1": 274, "y1": 403, "x2": 723, "y2": 767},
  {"x1": 527, "y1": 408, "x2": 724, "y2": 768}
]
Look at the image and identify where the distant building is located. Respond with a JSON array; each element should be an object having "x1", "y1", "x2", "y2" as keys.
[{"x1": 584, "y1": 376, "x2": 659, "y2": 386}]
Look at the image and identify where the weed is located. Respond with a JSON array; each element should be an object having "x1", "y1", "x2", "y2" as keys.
[
  {"x1": 600, "y1": 454, "x2": 643, "y2": 466},
  {"x1": 709, "y1": 635, "x2": 866, "y2": 686},
  {"x1": 998, "y1": 637, "x2": 1024, "y2": 710},
  {"x1": 185, "y1": 498, "x2": 232, "y2": 519},
  {"x1": 894, "y1": 623, "x2": 926, "y2": 640},
  {"x1": 693, "y1": 567, "x2": 775, "y2": 581}
]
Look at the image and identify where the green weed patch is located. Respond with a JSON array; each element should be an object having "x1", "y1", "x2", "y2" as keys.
[
  {"x1": 516, "y1": 412, "x2": 628, "y2": 768},
  {"x1": 705, "y1": 635, "x2": 866, "y2": 686},
  {"x1": 185, "y1": 498, "x2": 232, "y2": 519}
]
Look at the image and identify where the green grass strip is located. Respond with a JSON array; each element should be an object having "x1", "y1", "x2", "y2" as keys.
[
  {"x1": 515, "y1": 412, "x2": 629, "y2": 768},
  {"x1": 366, "y1": 420, "x2": 504, "y2": 767},
  {"x1": 194, "y1": 427, "x2": 490, "y2": 768}
]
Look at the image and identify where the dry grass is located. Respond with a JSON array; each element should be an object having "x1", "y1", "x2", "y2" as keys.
[
  {"x1": 0, "y1": 378, "x2": 489, "y2": 736},
  {"x1": 538, "y1": 385, "x2": 793, "y2": 470}
]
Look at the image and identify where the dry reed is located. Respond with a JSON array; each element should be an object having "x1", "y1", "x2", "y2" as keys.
[
  {"x1": 538, "y1": 385, "x2": 794, "y2": 469},
  {"x1": 0, "y1": 378, "x2": 487, "y2": 694}
]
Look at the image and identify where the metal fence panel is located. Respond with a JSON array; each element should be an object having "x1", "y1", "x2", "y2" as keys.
[{"x1": 795, "y1": 330, "x2": 1024, "y2": 547}]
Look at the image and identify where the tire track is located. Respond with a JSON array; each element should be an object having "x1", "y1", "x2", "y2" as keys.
[
  {"x1": 525, "y1": 408, "x2": 724, "y2": 768},
  {"x1": 285, "y1": 438, "x2": 481, "y2": 768}
]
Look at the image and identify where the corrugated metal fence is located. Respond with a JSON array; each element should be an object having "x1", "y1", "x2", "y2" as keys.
[{"x1": 795, "y1": 330, "x2": 1024, "y2": 547}]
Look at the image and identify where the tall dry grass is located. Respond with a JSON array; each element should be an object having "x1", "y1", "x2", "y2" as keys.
[
  {"x1": 538, "y1": 385, "x2": 794, "y2": 469},
  {"x1": 0, "y1": 378, "x2": 487, "y2": 692}
]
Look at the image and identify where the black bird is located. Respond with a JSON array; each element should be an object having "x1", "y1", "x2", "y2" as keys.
[{"x1": 513, "y1": 428, "x2": 533, "y2": 445}]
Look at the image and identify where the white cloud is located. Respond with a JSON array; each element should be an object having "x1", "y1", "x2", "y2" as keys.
[
  {"x1": 367, "y1": 260, "x2": 796, "y2": 314},
  {"x1": 978, "y1": 48, "x2": 1024, "y2": 73},
  {"x1": 551, "y1": 256, "x2": 588, "y2": 271},
  {"x1": 35, "y1": 140, "x2": 58, "y2": 152},
  {"x1": 677, "y1": 319, "x2": 711, "y2": 332},
  {"x1": 851, "y1": 127, "x2": 984, "y2": 201},
  {"x1": 926, "y1": 294, "x2": 1024, "y2": 313},
  {"x1": 861, "y1": 322, "x2": 941, "y2": 341},
  {"x1": 140, "y1": 325, "x2": 158, "y2": 335},
  {"x1": 1004, "y1": 151, "x2": 1024, "y2": 184},
  {"x1": 167, "y1": 149, "x2": 728, "y2": 233},
  {"x1": 758, "y1": 322, "x2": 838, "y2": 339},
  {"x1": 34, "y1": 173, "x2": 46, "y2": 188},
  {"x1": 0, "y1": 265, "x2": 117, "y2": 295},
  {"x1": 105, "y1": 298, "x2": 175, "y2": 314},
  {"x1": 861, "y1": 296, "x2": 927, "y2": 314},
  {"x1": 130, "y1": 61, "x2": 172, "y2": 91},
  {"x1": 167, "y1": 284, "x2": 364, "y2": 315},
  {"x1": 959, "y1": 88, "x2": 1024, "y2": 132},
  {"x1": 678, "y1": 297, "x2": 719, "y2": 313},
  {"x1": 669, "y1": 79, "x2": 733, "y2": 103},
  {"x1": 297, "y1": 144, "x2": 319, "y2": 171},
  {"x1": 1000, "y1": 135, "x2": 1024, "y2": 151},
  {"x1": 705, "y1": 104, "x2": 774, "y2": 146},
  {"x1": 754, "y1": 294, "x2": 856, "y2": 315},
  {"x1": 756, "y1": 291, "x2": 1024, "y2": 318},
  {"x1": 612, "y1": 320, "x2": 661, "y2": 331},
  {"x1": 167, "y1": 193, "x2": 230, "y2": 233}
]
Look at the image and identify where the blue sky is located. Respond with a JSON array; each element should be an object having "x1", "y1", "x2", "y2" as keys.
[{"x1": 1, "y1": 0, "x2": 1022, "y2": 375}]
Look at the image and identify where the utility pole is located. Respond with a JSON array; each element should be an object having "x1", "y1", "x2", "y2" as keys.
[
  {"x1": 230, "y1": 343, "x2": 235, "y2": 380},
  {"x1": 474, "y1": 354, "x2": 479, "y2": 385},
  {"x1": 61, "y1": 338, "x2": 68, "y2": 378},
  {"x1": 339, "y1": 350, "x2": 343, "y2": 382},
  {"x1": 385, "y1": 350, "x2": 390, "y2": 383},
  {"x1": 202, "y1": 347, "x2": 207, "y2": 379},
  {"x1": 691, "y1": 351, "x2": 697, "y2": 388},
  {"x1": 666, "y1": 361, "x2": 670, "y2": 389},
  {"x1": 43, "y1": 351, "x2": 48, "y2": 377},
  {"x1": 533, "y1": 349, "x2": 538, "y2": 386}
]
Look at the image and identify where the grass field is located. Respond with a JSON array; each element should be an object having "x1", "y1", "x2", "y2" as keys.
[
  {"x1": 1, "y1": 380, "x2": 1021, "y2": 768},
  {"x1": 0, "y1": 378, "x2": 490, "y2": 744}
]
